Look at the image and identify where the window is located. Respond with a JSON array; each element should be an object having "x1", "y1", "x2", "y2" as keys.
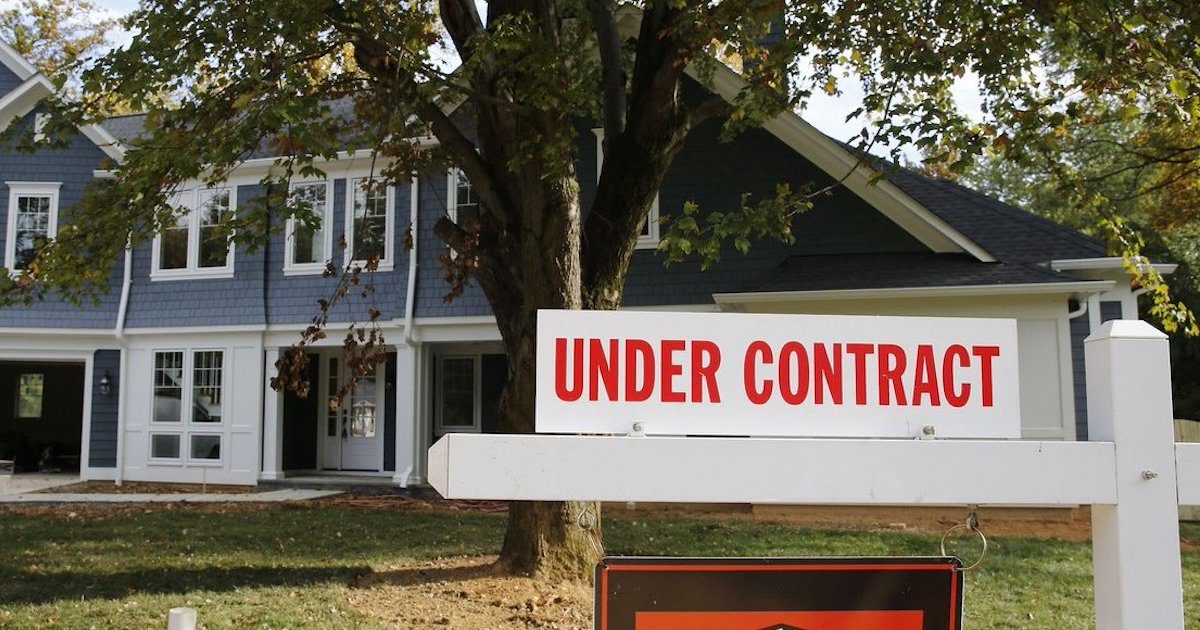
[
  {"x1": 150, "y1": 434, "x2": 180, "y2": 459},
  {"x1": 14, "y1": 372, "x2": 44, "y2": 419},
  {"x1": 191, "y1": 351, "x2": 223, "y2": 423},
  {"x1": 149, "y1": 349, "x2": 226, "y2": 466},
  {"x1": 5, "y1": 182, "x2": 60, "y2": 271},
  {"x1": 285, "y1": 181, "x2": 333, "y2": 273},
  {"x1": 151, "y1": 187, "x2": 235, "y2": 279},
  {"x1": 190, "y1": 434, "x2": 221, "y2": 460},
  {"x1": 592, "y1": 129, "x2": 660, "y2": 249},
  {"x1": 345, "y1": 177, "x2": 393, "y2": 268},
  {"x1": 447, "y1": 169, "x2": 484, "y2": 225},
  {"x1": 153, "y1": 351, "x2": 183, "y2": 423},
  {"x1": 437, "y1": 355, "x2": 480, "y2": 433}
]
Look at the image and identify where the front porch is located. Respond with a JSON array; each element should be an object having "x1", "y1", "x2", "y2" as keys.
[{"x1": 260, "y1": 340, "x2": 507, "y2": 487}]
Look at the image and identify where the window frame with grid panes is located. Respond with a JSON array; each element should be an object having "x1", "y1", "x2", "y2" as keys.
[
  {"x1": 5, "y1": 182, "x2": 60, "y2": 272},
  {"x1": 148, "y1": 348, "x2": 226, "y2": 465}
]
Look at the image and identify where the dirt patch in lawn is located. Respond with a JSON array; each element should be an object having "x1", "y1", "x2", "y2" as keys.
[
  {"x1": 350, "y1": 556, "x2": 592, "y2": 629},
  {"x1": 35, "y1": 481, "x2": 254, "y2": 494}
]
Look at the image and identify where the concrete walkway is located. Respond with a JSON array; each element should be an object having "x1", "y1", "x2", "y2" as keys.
[
  {"x1": 0, "y1": 488, "x2": 342, "y2": 503},
  {"x1": 0, "y1": 473, "x2": 78, "y2": 495}
]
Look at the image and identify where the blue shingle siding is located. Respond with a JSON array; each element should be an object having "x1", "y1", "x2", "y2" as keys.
[
  {"x1": 0, "y1": 63, "x2": 23, "y2": 96},
  {"x1": 88, "y1": 349, "x2": 120, "y2": 467},
  {"x1": 1069, "y1": 302, "x2": 1090, "y2": 441},
  {"x1": 414, "y1": 171, "x2": 491, "y2": 317},
  {"x1": 0, "y1": 110, "x2": 122, "y2": 328},
  {"x1": 265, "y1": 178, "x2": 411, "y2": 326},
  {"x1": 125, "y1": 185, "x2": 268, "y2": 328}
]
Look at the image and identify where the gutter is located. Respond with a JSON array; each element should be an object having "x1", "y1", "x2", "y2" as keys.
[
  {"x1": 113, "y1": 244, "x2": 132, "y2": 485},
  {"x1": 404, "y1": 175, "x2": 419, "y2": 345},
  {"x1": 713, "y1": 280, "x2": 1116, "y2": 306},
  {"x1": 1051, "y1": 257, "x2": 1178, "y2": 275}
]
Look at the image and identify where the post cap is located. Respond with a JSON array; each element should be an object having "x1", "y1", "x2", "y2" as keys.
[{"x1": 1084, "y1": 319, "x2": 1168, "y2": 343}]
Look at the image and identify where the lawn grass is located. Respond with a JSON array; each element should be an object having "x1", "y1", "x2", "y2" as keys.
[{"x1": 0, "y1": 505, "x2": 1197, "y2": 628}]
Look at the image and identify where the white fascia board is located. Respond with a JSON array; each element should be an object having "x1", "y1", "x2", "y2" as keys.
[
  {"x1": 712, "y1": 280, "x2": 1115, "y2": 305},
  {"x1": 0, "y1": 74, "x2": 53, "y2": 129},
  {"x1": 1051, "y1": 256, "x2": 1178, "y2": 275},
  {"x1": 79, "y1": 123, "x2": 125, "y2": 162},
  {"x1": 0, "y1": 40, "x2": 37, "y2": 81},
  {"x1": 682, "y1": 63, "x2": 996, "y2": 263}
]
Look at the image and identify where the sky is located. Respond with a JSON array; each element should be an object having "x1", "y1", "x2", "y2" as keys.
[{"x1": 83, "y1": 0, "x2": 983, "y2": 157}]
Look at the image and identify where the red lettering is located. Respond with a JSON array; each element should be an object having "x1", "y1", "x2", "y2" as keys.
[
  {"x1": 588, "y1": 339, "x2": 618, "y2": 401},
  {"x1": 813, "y1": 343, "x2": 842, "y2": 404},
  {"x1": 911, "y1": 344, "x2": 941, "y2": 406},
  {"x1": 942, "y1": 345, "x2": 971, "y2": 407},
  {"x1": 877, "y1": 344, "x2": 907, "y2": 406},
  {"x1": 691, "y1": 340, "x2": 722, "y2": 403},
  {"x1": 972, "y1": 345, "x2": 1000, "y2": 407},
  {"x1": 661, "y1": 340, "x2": 686, "y2": 403},
  {"x1": 624, "y1": 339, "x2": 655, "y2": 402},
  {"x1": 779, "y1": 341, "x2": 810, "y2": 405},
  {"x1": 744, "y1": 341, "x2": 773, "y2": 405},
  {"x1": 846, "y1": 343, "x2": 874, "y2": 405},
  {"x1": 554, "y1": 337, "x2": 583, "y2": 402}
]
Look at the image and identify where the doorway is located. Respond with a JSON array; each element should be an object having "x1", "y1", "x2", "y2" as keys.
[{"x1": 319, "y1": 354, "x2": 384, "y2": 472}]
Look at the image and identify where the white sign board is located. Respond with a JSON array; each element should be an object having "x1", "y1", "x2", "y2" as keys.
[{"x1": 535, "y1": 310, "x2": 1020, "y2": 439}]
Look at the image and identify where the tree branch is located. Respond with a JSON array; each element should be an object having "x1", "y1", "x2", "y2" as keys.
[
  {"x1": 439, "y1": 0, "x2": 485, "y2": 63},
  {"x1": 588, "y1": 0, "x2": 626, "y2": 143}
]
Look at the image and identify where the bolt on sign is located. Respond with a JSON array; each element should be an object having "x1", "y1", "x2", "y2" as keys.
[
  {"x1": 536, "y1": 310, "x2": 1020, "y2": 439},
  {"x1": 595, "y1": 557, "x2": 964, "y2": 630}
]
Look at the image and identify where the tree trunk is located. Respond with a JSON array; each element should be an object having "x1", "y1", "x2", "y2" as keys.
[{"x1": 469, "y1": 169, "x2": 602, "y2": 580}]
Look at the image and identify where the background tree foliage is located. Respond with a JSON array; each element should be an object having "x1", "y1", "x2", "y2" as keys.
[
  {"x1": 0, "y1": 0, "x2": 112, "y2": 78},
  {"x1": 7, "y1": 0, "x2": 1200, "y2": 578}
]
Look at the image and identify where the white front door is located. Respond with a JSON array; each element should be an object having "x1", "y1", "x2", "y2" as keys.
[{"x1": 321, "y1": 355, "x2": 383, "y2": 471}]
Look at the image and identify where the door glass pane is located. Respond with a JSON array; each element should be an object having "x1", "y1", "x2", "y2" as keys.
[
  {"x1": 197, "y1": 189, "x2": 231, "y2": 268},
  {"x1": 352, "y1": 179, "x2": 387, "y2": 262},
  {"x1": 190, "y1": 435, "x2": 221, "y2": 460},
  {"x1": 14, "y1": 373, "x2": 44, "y2": 418},
  {"x1": 192, "y1": 351, "x2": 222, "y2": 423},
  {"x1": 151, "y1": 434, "x2": 180, "y2": 459},
  {"x1": 348, "y1": 368, "x2": 377, "y2": 438},
  {"x1": 327, "y1": 357, "x2": 339, "y2": 437},
  {"x1": 153, "y1": 351, "x2": 183, "y2": 422},
  {"x1": 12, "y1": 195, "x2": 51, "y2": 269},
  {"x1": 440, "y1": 357, "x2": 476, "y2": 428},
  {"x1": 290, "y1": 183, "x2": 327, "y2": 265}
]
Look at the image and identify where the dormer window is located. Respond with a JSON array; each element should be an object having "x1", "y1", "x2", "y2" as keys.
[
  {"x1": 151, "y1": 187, "x2": 235, "y2": 279},
  {"x1": 4, "y1": 182, "x2": 60, "y2": 272}
]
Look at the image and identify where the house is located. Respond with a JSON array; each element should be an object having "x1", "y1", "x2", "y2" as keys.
[{"x1": 0, "y1": 40, "x2": 1162, "y2": 486}]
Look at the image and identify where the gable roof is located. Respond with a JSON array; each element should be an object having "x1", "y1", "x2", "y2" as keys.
[
  {"x1": 885, "y1": 168, "x2": 1106, "y2": 264},
  {"x1": 0, "y1": 40, "x2": 37, "y2": 82}
]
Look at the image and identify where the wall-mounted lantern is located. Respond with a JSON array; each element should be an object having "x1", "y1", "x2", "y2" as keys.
[{"x1": 99, "y1": 371, "x2": 113, "y2": 397}]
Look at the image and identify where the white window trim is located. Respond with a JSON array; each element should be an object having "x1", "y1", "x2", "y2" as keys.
[
  {"x1": 4, "y1": 181, "x2": 61, "y2": 271},
  {"x1": 149, "y1": 348, "x2": 227, "y2": 427},
  {"x1": 343, "y1": 177, "x2": 395, "y2": 271},
  {"x1": 150, "y1": 187, "x2": 237, "y2": 280},
  {"x1": 148, "y1": 431, "x2": 184, "y2": 464},
  {"x1": 435, "y1": 354, "x2": 482, "y2": 435},
  {"x1": 283, "y1": 179, "x2": 335, "y2": 275},
  {"x1": 592, "y1": 129, "x2": 660, "y2": 249}
]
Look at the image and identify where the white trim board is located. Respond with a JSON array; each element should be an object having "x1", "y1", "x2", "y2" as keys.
[
  {"x1": 713, "y1": 280, "x2": 1114, "y2": 305},
  {"x1": 0, "y1": 40, "x2": 37, "y2": 81}
]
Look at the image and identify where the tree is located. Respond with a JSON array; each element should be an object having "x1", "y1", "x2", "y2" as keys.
[
  {"x1": 949, "y1": 110, "x2": 1200, "y2": 419},
  {"x1": 14, "y1": 0, "x2": 1200, "y2": 579},
  {"x1": 0, "y1": 0, "x2": 113, "y2": 78}
]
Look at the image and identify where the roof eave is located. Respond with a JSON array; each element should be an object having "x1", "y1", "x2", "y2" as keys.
[
  {"x1": 1051, "y1": 256, "x2": 1177, "y2": 275},
  {"x1": 713, "y1": 279, "x2": 1116, "y2": 305}
]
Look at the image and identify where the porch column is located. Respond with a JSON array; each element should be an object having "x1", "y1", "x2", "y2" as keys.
[
  {"x1": 260, "y1": 347, "x2": 285, "y2": 481},
  {"x1": 393, "y1": 343, "x2": 419, "y2": 486}
]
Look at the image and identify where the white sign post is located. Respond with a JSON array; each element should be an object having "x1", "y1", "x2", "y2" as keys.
[
  {"x1": 430, "y1": 314, "x2": 1191, "y2": 629},
  {"x1": 535, "y1": 310, "x2": 1020, "y2": 439}
]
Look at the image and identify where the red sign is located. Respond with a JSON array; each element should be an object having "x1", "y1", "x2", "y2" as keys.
[{"x1": 595, "y1": 557, "x2": 963, "y2": 630}]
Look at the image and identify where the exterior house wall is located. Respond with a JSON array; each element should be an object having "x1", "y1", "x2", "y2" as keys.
[
  {"x1": 88, "y1": 349, "x2": 120, "y2": 467},
  {"x1": 0, "y1": 110, "x2": 122, "y2": 328},
  {"x1": 119, "y1": 331, "x2": 263, "y2": 484}
]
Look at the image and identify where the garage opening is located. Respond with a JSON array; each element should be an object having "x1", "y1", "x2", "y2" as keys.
[{"x1": 0, "y1": 362, "x2": 85, "y2": 472}]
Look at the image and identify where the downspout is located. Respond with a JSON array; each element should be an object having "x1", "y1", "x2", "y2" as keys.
[
  {"x1": 113, "y1": 243, "x2": 132, "y2": 485},
  {"x1": 1067, "y1": 298, "x2": 1088, "y2": 320},
  {"x1": 399, "y1": 175, "x2": 420, "y2": 486}
]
